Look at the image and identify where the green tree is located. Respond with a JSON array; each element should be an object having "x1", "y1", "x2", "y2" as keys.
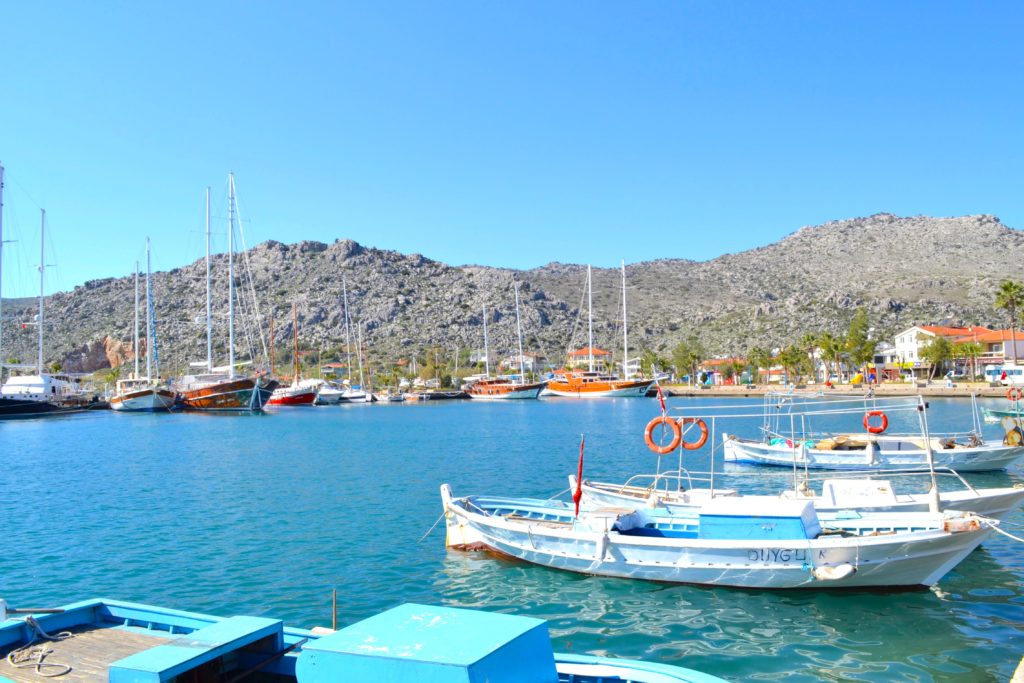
[
  {"x1": 801, "y1": 332, "x2": 820, "y2": 382},
  {"x1": 846, "y1": 309, "x2": 875, "y2": 377},
  {"x1": 746, "y1": 346, "x2": 770, "y2": 385},
  {"x1": 778, "y1": 345, "x2": 811, "y2": 385},
  {"x1": 954, "y1": 341, "x2": 982, "y2": 379},
  {"x1": 817, "y1": 332, "x2": 844, "y2": 383},
  {"x1": 672, "y1": 337, "x2": 706, "y2": 385},
  {"x1": 920, "y1": 335, "x2": 953, "y2": 380},
  {"x1": 995, "y1": 279, "x2": 1024, "y2": 365}
]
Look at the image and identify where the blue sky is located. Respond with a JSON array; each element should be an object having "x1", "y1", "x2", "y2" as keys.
[{"x1": 1, "y1": 2, "x2": 1021, "y2": 296}]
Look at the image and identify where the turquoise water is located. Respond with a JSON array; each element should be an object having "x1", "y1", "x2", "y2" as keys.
[{"x1": 1, "y1": 396, "x2": 1022, "y2": 681}]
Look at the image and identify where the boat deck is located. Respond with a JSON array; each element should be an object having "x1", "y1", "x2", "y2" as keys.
[{"x1": 0, "y1": 625, "x2": 170, "y2": 683}]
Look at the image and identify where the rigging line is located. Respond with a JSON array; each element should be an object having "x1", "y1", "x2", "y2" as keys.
[{"x1": 232, "y1": 190, "x2": 270, "y2": 364}]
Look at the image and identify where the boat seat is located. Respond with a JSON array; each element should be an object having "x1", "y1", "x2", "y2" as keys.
[{"x1": 109, "y1": 616, "x2": 284, "y2": 683}]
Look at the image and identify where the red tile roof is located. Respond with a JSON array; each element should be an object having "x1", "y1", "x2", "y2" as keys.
[
  {"x1": 952, "y1": 328, "x2": 1024, "y2": 343},
  {"x1": 567, "y1": 347, "x2": 611, "y2": 357},
  {"x1": 918, "y1": 325, "x2": 990, "y2": 337}
]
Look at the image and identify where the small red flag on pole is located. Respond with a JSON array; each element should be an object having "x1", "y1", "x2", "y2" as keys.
[
  {"x1": 656, "y1": 383, "x2": 666, "y2": 414},
  {"x1": 573, "y1": 434, "x2": 585, "y2": 517}
]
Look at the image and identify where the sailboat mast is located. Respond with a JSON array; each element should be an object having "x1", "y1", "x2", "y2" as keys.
[
  {"x1": 0, "y1": 163, "x2": 5, "y2": 376},
  {"x1": 587, "y1": 265, "x2": 594, "y2": 373},
  {"x1": 145, "y1": 239, "x2": 153, "y2": 380},
  {"x1": 514, "y1": 281, "x2": 526, "y2": 380},
  {"x1": 269, "y1": 310, "x2": 275, "y2": 376},
  {"x1": 343, "y1": 275, "x2": 353, "y2": 383},
  {"x1": 292, "y1": 302, "x2": 299, "y2": 383},
  {"x1": 37, "y1": 209, "x2": 45, "y2": 375},
  {"x1": 227, "y1": 173, "x2": 236, "y2": 379},
  {"x1": 357, "y1": 326, "x2": 366, "y2": 389},
  {"x1": 205, "y1": 187, "x2": 212, "y2": 373},
  {"x1": 482, "y1": 304, "x2": 490, "y2": 377},
  {"x1": 134, "y1": 262, "x2": 140, "y2": 379},
  {"x1": 621, "y1": 260, "x2": 629, "y2": 380}
]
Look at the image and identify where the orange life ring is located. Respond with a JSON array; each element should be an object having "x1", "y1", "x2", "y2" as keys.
[
  {"x1": 644, "y1": 416, "x2": 681, "y2": 454},
  {"x1": 1007, "y1": 387, "x2": 1023, "y2": 402},
  {"x1": 863, "y1": 410, "x2": 888, "y2": 434},
  {"x1": 679, "y1": 417, "x2": 709, "y2": 450}
]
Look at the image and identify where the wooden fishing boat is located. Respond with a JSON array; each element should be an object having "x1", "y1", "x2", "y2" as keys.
[
  {"x1": 0, "y1": 598, "x2": 726, "y2": 683},
  {"x1": 178, "y1": 374, "x2": 277, "y2": 411},
  {"x1": 468, "y1": 377, "x2": 546, "y2": 400},
  {"x1": 441, "y1": 485, "x2": 996, "y2": 589},
  {"x1": 545, "y1": 371, "x2": 654, "y2": 398},
  {"x1": 110, "y1": 379, "x2": 176, "y2": 412}
]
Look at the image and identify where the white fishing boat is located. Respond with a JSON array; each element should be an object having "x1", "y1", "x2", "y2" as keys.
[
  {"x1": 722, "y1": 431, "x2": 1024, "y2": 471},
  {"x1": 441, "y1": 485, "x2": 996, "y2": 589},
  {"x1": 111, "y1": 239, "x2": 176, "y2": 412},
  {"x1": 571, "y1": 472, "x2": 1024, "y2": 520}
]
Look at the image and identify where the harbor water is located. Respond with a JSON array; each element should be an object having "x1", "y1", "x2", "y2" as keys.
[{"x1": 1, "y1": 396, "x2": 1021, "y2": 681}]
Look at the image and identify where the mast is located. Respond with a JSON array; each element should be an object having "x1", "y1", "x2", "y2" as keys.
[
  {"x1": 269, "y1": 310, "x2": 275, "y2": 376},
  {"x1": 343, "y1": 275, "x2": 353, "y2": 383},
  {"x1": 292, "y1": 302, "x2": 299, "y2": 384},
  {"x1": 514, "y1": 280, "x2": 526, "y2": 381},
  {"x1": 37, "y1": 209, "x2": 45, "y2": 375},
  {"x1": 205, "y1": 187, "x2": 212, "y2": 373},
  {"x1": 621, "y1": 260, "x2": 629, "y2": 380},
  {"x1": 482, "y1": 304, "x2": 490, "y2": 377},
  {"x1": 227, "y1": 173, "x2": 236, "y2": 379},
  {"x1": 587, "y1": 265, "x2": 594, "y2": 372},
  {"x1": 0, "y1": 163, "x2": 4, "y2": 377},
  {"x1": 145, "y1": 239, "x2": 153, "y2": 380},
  {"x1": 134, "y1": 262, "x2": 140, "y2": 379},
  {"x1": 357, "y1": 326, "x2": 366, "y2": 390}
]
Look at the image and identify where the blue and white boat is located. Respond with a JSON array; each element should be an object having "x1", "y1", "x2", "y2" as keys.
[
  {"x1": 0, "y1": 598, "x2": 726, "y2": 683},
  {"x1": 441, "y1": 485, "x2": 996, "y2": 589}
]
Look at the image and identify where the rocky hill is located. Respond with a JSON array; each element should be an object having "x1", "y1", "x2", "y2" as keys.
[{"x1": 1, "y1": 213, "x2": 1020, "y2": 374}]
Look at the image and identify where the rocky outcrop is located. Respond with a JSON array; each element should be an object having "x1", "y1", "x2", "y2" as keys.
[{"x1": 1, "y1": 214, "x2": 1020, "y2": 373}]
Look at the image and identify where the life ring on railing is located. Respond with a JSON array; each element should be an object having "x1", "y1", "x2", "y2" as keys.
[
  {"x1": 863, "y1": 410, "x2": 888, "y2": 434},
  {"x1": 679, "y1": 417, "x2": 709, "y2": 450},
  {"x1": 644, "y1": 416, "x2": 681, "y2": 455},
  {"x1": 1007, "y1": 387, "x2": 1023, "y2": 402}
]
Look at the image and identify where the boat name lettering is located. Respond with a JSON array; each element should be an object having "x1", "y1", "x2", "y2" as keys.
[{"x1": 747, "y1": 548, "x2": 808, "y2": 563}]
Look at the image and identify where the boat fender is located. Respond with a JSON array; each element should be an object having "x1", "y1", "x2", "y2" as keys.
[
  {"x1": 644, "y1": 415, "x2": 681, "y2": 454},
  {"x1": 863, "y1": 410, "x2": 888, "y2": 434},
  {"x1": 811, "y1": 564, "x2": 856, "y2": 581},
  {"x1": 679, "y1": 417, "x2": 709, "y2": 450}
]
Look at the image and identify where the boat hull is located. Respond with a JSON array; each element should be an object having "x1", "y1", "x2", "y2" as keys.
[
  {"x1": 110, "y1": 388, "x2": 176, "y2": 412},
  {"x1": 722, "y1": 433, "x2": 1024, "y2": 472},
  {"x1": 0, "y1": 396, "x2": 90, "y2": 419},
  {"x1": 179, "y1": 377, "x2": 275, "y2": 411},
  {"x1": 268, "y1": 387, "x2": 317, "y2": 406},
  {"x1": 468, "y1": 381, "x2": 544, "y2": 400},
  {"x1": 543, "y1": 378, "x2": 654, "y2": 398}
]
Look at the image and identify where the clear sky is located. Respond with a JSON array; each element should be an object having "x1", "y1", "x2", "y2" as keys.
[{"x1": 1, "y1": 2, "x2": 1021, "y2": 296}]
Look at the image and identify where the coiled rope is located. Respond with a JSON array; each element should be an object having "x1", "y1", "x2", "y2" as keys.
[{"x1": 6, "y1": 616, "x2": 72, "y2": 677}]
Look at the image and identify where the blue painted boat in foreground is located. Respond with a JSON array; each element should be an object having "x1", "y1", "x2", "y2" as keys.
[{"x1": 0, "y1": 598, "x2": 726, "y2": 683}]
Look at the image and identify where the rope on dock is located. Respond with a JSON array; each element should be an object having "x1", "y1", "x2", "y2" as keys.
[{"x1": 7, "y1": 616, "x2": 72, "y2": 677}]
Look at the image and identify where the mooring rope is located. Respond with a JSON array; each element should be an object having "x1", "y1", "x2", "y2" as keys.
[
  {"x1": 979, "y1": 517, "x2": 1024, "y2": 544},
  {"x1": 7, "y1": 616, "x2": 73, "y2": 677}
]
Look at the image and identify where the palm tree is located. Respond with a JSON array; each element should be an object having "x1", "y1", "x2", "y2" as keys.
[
  {"x1": 817, "y1": 332, "x2": 843, "y2": 383},
  {"x1": 995, "y1": 280, "x2": 1024, "y2": 365}
]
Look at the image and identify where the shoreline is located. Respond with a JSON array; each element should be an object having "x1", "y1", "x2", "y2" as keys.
[{"x1": 663, "y1": 382, "x2": 1011, "y2": 399}]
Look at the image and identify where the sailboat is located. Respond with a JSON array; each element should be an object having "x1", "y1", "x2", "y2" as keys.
[
  {"x1": 0, "y1": 188, "x2": 100, "y2": 418},
  {"x1": 334, "y1": 275, "x2": 371, "y2": 403},
  {"x1": 268, "y1": 302, "x2": 318, "y2": 406},
  {"x1": 110, "y1": 239, "x2": 176, "y2": 412},
  {"x1": 177, "y1": 177, "x2": 277, "y2": 412},
  {"x1": 544, "y1": 263, "x2": 654, "y2": 398},
  {"x1": 467, "y1": 283, "x2": 545, "y2": 400}
]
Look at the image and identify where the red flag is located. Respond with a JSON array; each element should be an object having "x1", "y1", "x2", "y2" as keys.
[
  {"x1": 656, "y1": 383, "x2": 666, "y2": 414},
  {"x1": 573, "y1": 435, "x2": 585, "y2": 517}
]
